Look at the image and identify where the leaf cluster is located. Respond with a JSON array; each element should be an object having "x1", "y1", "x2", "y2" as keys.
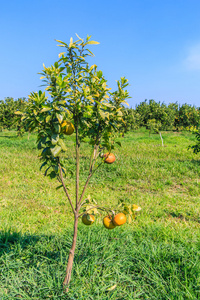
[{"x1": 20, "y1": 35, "x2": 130, "y2": 176}]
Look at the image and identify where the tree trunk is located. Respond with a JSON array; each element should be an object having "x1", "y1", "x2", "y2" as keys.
[
  {"x1": 63, "y1": 214, "x2": 79, "y2": 291},
  {"x1": 159, "y1": 131, "x2": 164, "y2": 147}
]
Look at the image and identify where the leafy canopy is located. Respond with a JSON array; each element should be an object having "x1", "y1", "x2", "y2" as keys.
[{"x1": 21, "y1": 34, "x2": 130, "y2": 178}]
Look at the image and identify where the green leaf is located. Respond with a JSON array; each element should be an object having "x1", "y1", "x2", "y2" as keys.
[
  {"x1": 69, "y1": 37, "x2": 73, "y2": 48},
  {"x1": 40, "y1": 161, "x2": 47, "y2": 171},
  {"x1": 56, "y1": 113, "x2": 64, "y2": 124},
  {"x1": 117, "y1": 110, "x2": 123, "y2": 117},
  {"x1": 97, "y1": 70, "x2": 103, "y2": 78},
  {"x1": 41, "y1": 106, "x2": 51, "y2": 113},
  {"x1": 131, "y1": 204, "x2": 141, "y2": 212},
  {"x1": 75, "y1": 33, "x2": 83, "y2": 41},
  {"x1": 56, "y1": 184, "x2": 63, "y2": 190},
  {"x1": 87, "y1": 41, "x2": 100, "y2": 45},
  {"x1": 115, "y1": 141, "x2": 122, "y2": 147},
  {"x1": 86, "y1": 49, "x2": 94, "y2": 56},
  {"x1": 51, "y1": 134, "x2": 59, "y2": 145},
  {"x1": 85, "y1": 205, "x2": 98, "y2": 215},
  {"x1": 102, "y1": 102, "x2": 114, "y2": 108},
  {"x1": 50, "y1": 145, "x2": 62, "y2": 157},
  {"x1": 46, "y1": 115, "x2": 51, "y2": 123},
  {"x1": 102, "y1": 82, "x2": 107, "y2": 89},
  {"x1": 58, "y1": 100, "x2": 67, "y2": 105},
  {"x1": 53, "y1": 123, "x2": 61, "y2": 133},
  {"x1": 56, "y1": 40, "x2": 68, "y2": 46},
  {"x1": 90, "y1": 64, "x2": 97, "y2": 71},
  {"x1": 14, "y1": 111, "x2": 23, "y2": 115},
  {"x1": 99, "y1": 110, "x2": 106, "y2": 120},
  {"x1": 58, "y1": 52, "x2": 66, "y2": 58},
  {"x1": 58, "y1": 139, "x2": 67, "y2": 151},
  {"x1": 44, "y1": 166, "x2": 52, "y2": 176}
]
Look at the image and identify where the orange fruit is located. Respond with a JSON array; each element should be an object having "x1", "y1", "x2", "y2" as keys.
[
  {"x1": 82, "y1": 214, "x2": 95, "y2": 225},
  {"x1": 61, "y1": 121, "x2": 74, "y2": 135},
  {"x1": 103, "y1": 153, "x2": 115, "y2": 164},
  {"x1": 103, "y1": 215, "x2": 116, "y2": 229},
  {"x1": 113, "y1": 213, "x2": 126, "y2": 226}
]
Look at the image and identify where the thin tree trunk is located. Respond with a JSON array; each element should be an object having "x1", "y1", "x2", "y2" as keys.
[
  {"x1": 63, "y1": 114, "x2": 80, "y2": 292},
  {"x1": 63, "y1": 214, "x2": 79, "y2": 291},
  {"x1": 75, "y1": 115, "x2": 80, "y2": 210},
  {"x1": 76, "y1": 140, "x2": 80, "y2": 208},
  {"x1": 159, "y1": 131, "x2": 164, "y2": 146}
]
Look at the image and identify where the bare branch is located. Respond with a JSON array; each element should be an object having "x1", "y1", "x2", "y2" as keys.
[
  {"x1": 58, "y1": 162, "x2": 76, "y2": 215},
  {"x1": 78, "y1": 156, "x2": 104, "y2": 207}
]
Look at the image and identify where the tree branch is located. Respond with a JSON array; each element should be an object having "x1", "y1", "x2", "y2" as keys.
[
  {"x1": 78, "y1": 152, "x2": 104, "y2": 207},
  {"x1": 58, "y1": 162, "x2": 76, "y2": 215}
]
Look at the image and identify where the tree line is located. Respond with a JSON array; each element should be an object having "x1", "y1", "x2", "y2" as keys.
[
  {"x1": 123, "y1": 99, "x2": 200, "y2": 133},
  {"x1": 0, "y1": 97, "x2": 199, "y2": 133}
]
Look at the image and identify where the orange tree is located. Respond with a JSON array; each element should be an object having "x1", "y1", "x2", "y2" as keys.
[
  {"x1": 20, "y1": 35, "x2": 136, "y2": 291},
  {"x1": 0, "y1": 97, "x2": 27, "y2": 132}
]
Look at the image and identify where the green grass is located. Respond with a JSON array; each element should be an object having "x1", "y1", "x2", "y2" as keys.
[{"x1": 0, "y1": 129, "x2": 200, "y2": 299}]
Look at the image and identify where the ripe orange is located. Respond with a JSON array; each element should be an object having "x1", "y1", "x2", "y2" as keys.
[
  {"x1": 113, "y1": 213, "x2": 126, "y2": 226},
  {"x1": 103, "y1": 153, "x2": 116, "y2": 164},
  {"x1": 82, "y1": 214, "x2": 95, "y2": 225},
  {"x1": 61, "y1": 121, "x2": 74, "y2": 135},
  {"x1": 103, "y1": 215, "x2": 116, "y2": 229}
]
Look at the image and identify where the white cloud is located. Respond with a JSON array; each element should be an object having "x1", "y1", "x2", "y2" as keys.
[{"x1": 184, "y1": 43, "x2": 200, "y2": 70}]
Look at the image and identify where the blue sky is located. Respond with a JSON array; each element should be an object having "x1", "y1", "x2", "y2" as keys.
[{"x1": 1, "y1": 0, "x2": 200, "y2": 107}]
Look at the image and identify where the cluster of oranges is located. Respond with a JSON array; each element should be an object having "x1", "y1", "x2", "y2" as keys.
[
  {"x1": 103, "y1": 213, "x2": 126, "y2": 229},
  {"x1": 82, "y1": 212, "x2": 127, "y2": 229}
]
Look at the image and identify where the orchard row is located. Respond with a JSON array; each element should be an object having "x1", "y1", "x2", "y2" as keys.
[{"x1": 0, "y1": 98, "x2": 199, "y2": 133}]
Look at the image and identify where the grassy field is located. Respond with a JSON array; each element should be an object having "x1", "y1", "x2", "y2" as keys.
[{"x1": 0, "y1": 129, "x2": 200, "y2": 299}]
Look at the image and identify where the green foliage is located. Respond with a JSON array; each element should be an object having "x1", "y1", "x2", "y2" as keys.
[
  {"x1": 190, "y1": 130, "x2": 200, "y2": 154},
  {"x1": 21, "y1": 35, "x2": 129, "y2": 177},
  {"x1": 178, "y1": 103, "x2": 200, "y2": 129},
  {"x1": 135, "y1": 99, "x2": 176, "y2": 130},
  {"x1": 0, "y1": 97, "x2": 27, "y2": 131},
  {"x1": 122, "y1": 108, "x2": 141, "y2": 132},
  {"x1": 146, "y1": 118, "x2": 162, "y2": 134},
  {"x1": 134, "y1": 100, "x2": 200, "y2": 132},
  {"x1": 1, "y1": 96, "x2": 200, "y2": 135}
]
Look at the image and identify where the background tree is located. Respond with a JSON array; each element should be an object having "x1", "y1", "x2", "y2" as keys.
[
  {"x1": 146, "y1": 118, "x2": 164, "y2": 146},
  {"x1": 122, "y1": 108, "x2": 141, "y2": 132},
  {"x1": 178, "y1": 103, "x2": 200, "y2": 131},
  {"x1": 0, "y1": 97, "x2": 27, "y2": 132},
  {"x1": 135, "y1": 99, "x2": 175, "y2": 130}
]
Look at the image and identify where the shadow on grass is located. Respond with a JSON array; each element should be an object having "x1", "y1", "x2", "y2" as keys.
[
  {"x1": 191, "y1": 158, "x2": 200, "y2": 165},
  {"x1": 0, "y1": 230, "x2": 40, "y2": 253},
  {"x1": 0, "y1": 226, "x2": 200, "y2": 299},
  {"x1": 176, "y1": 158, "x2": 200, "y2": 166},
  {"x1": 0, "y1": 230, "x2": 73, "y2": 261},
  {"x1": 0, "y1": 135, "x2": 17, "y2": 138}
]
